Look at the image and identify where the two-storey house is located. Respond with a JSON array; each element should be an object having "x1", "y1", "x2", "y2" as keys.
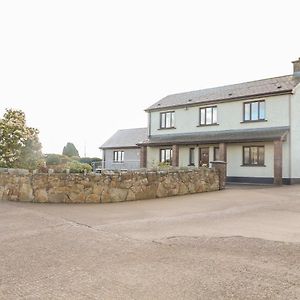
[{"x1": 101, "y1": 57, "x2": 300, "y2": 184}]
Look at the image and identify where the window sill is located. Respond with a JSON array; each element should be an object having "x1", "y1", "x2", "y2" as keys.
[
  {"x1": 158, "y1": 127, "x2": 176, "y2": 130},
  {"x1": 240, "y1": 164, "x2": 266, "y2": 167},
  {"x1": 188, "y1": 164, "x2": 195, "y2": 167},
  {"x1": 240, "y1": 119, "x2": 267, "y2": 123},
  {"x1": 197, "y1": 123, "x2": 219, "y2": 127},
  {"x1": 113, "y1": 162, "x2": 124, "y2": 164}
]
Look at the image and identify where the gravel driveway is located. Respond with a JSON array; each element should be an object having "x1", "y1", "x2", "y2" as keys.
[{"x1": 0, "y1": 185, "x2": 299, "y2": 299}]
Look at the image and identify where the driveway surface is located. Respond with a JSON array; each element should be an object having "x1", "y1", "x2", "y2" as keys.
[{"x1": 0, "y1": 185, "x2": 300, "y2": 299}]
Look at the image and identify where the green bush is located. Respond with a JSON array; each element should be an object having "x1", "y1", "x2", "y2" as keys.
[
  {"x1": 65, "y1": 160, "x2": 92, "y2": 173},
  {"x1": 79, "y1": 157, "x2": 102, "y2": 166},
  {"x1": 158, "y1": 161, "x2": 171, "y2": 168},
  {"x1": 71, "y1": 156, "x2": 80, "y2": 161},
  {"x1": 46, "y1": 154, "x2": 71, "y2": 165}
]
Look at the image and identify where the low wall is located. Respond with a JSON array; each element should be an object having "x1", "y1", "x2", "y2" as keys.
[{"x1": 0, "y1": 167, "x2": 222, "y2": 203}]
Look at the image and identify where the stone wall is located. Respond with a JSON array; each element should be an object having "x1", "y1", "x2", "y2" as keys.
[{"x1": 0, "y1": 167, "x2": 222, "y2": 203}]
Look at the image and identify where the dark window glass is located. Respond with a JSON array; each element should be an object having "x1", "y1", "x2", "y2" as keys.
[
  {"x1": 113, "y1": 151, "x2": 124, "y2": 163},
  {"x1": 244, "y1": 147, "x2": 250, "y2": 165},
  {"x1": 251, "y1": 147, "x2": 258, "y2": 164},
  {"x1": 160, "y1": 148, "x2": 173, "y2": 164},
  {"x1": 258, "y1": 146, "x2": 265, "y2": 165},
  {"x1": 243, "y1": 146, "x2": 264, "y2": 166},
  {"x1": 214, "y1": 147, "x2": 220, "y2": 161},
  {"x1": 199, "y1": 106, "x2": 218, "y2": 125},
  {"x1": 189, "y1": 148, "x2": 195, "y2": 166}
]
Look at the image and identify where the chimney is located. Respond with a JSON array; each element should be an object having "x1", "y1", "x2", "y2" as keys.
[{"x1": 292, "y1": 57, "x2": 300, "y2": 77}]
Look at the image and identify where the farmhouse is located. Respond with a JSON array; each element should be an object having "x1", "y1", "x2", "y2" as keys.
[{"x1": 101, "y1": 57, "x2": 300, "y2": 184}]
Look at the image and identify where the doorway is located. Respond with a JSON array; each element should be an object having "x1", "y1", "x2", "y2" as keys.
[{"x1": 199, "y1": 147, "x2": 209, "y2": 167}]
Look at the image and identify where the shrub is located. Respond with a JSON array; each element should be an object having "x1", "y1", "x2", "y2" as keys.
[
  {"x1": 79, "y1": 157, "x2": 102, "y2": 166},
  {"x1": 46, "y1": 154, "x2": 71, "y2": 165},
  {"x1": 158, "y1": 161, "x2": 171, "y2": 168},
  {"x1": 65, "y1": 160, "x2": 92, "y2": 173}
]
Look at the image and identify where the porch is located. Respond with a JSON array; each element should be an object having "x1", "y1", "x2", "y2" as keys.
[{"x1": 138, "y1": 127, "x2": 290, "y2": 185}]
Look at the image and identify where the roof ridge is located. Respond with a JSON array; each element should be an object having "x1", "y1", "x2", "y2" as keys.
[{"x1": 146, "y1": 74, "x2": 298, "y2": 111}]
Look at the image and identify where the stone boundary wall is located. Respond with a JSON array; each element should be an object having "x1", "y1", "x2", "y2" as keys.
[{"x1": 0, "y1": 167, "x2": 222, "y2": 203}]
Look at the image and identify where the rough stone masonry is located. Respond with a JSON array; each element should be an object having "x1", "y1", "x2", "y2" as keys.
[{"x1": 0, "y1": 167, "x2": 222, "y2": 203}]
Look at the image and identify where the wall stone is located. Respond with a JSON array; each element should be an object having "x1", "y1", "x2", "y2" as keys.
[{"x1": 0, "y1": 167, "x2": 222, "y2": 203}]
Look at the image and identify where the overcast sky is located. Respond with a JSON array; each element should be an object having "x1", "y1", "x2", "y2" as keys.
[{"x1": 0, "y1": 0, "x2": 299, "y2": 157}]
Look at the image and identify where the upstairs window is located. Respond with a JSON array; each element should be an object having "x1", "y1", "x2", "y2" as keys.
[
  {"x1": 160, "y1": 111, "x2": 175, "y2": 129},
  {"x1": 160, "y1": 148, "x2": 172, "y2": 164},
  {"x1": 243, "y1": 146, "x2": 264, "y2": 166},
  {"x1": 113, "y1": 151, "x2": 124, "y2": 163},
  {"x1": 199, "y1": 106, "x2": 218, "y2": 126},
  {"x1": 244, "y1": 100, "x2": 265, "y2": 121}
]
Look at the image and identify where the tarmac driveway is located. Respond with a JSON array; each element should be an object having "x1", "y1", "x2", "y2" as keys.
[{"x1": 0, "y1": 185, "x2": 300, "y2": 299}]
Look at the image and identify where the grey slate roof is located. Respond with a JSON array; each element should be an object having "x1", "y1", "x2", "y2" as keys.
[
  {"x1": 138, "y1": 127, "x2": 289, "y2": 146},
  {"x1": 146, "y1": 75, "x2": 300, "y2": 111},
  {"x1": 100, "y1": 128, "x2": 148, "y2": 149}
]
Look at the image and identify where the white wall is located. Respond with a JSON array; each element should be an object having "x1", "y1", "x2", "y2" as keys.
[
  {"x1": 290, "y1": 83, "x2": 300, "y2": 179},
  {"x1": 104, "y1": 148, "x2": 140, "y2": 170},
  {"x1": 147, "y1": 141, "x2": 290, "y2": 179},
  {"x1": 227, "y1": 143, "x2": 273, "y2": 178},
  {"x1": 149, "y1": 95, "x2": 290, "y2": 136}
]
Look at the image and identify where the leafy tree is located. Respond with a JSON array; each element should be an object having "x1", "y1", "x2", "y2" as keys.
[
  {"x1": 62, "y1": 142, "x2": 79, "y2": 157},
  {"x1": 0, "y1": 109, "x2": 42, "y2": 169}
]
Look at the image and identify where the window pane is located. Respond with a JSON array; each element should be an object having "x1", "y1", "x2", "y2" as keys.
[
  {"x1": 251, "y1": 147, "x2": 258, "y2": 164},
  {"x1": 251, "y1": 102, "x2": 259, "y2": 120},
  {"x1": 189, "y1": 148, "x2": 195, "y2": 165},
  {"x1": 259, "y1": 102, "x2": 265, "y2": 119},
  {"x1": 166, "y1": 113, "x2": 171, "y2": 128},
  {"x1": 200, "y1": 109, "x2": 206, "y2": 125},
  {"x1": 258, "y1": 147, "x2": 264, "y2": 165},
  {"x1": 166, "y1": 149, "x2": 170, "y2": 161},
  {"x1": 244, "y1": 147, "x2": 250, "y2": 164},
  {"x1": 244, "y1": 103, "x2": 250, "y2": 121},
  {"x1": 160, "y1": 149, "x2": 164, "y2": 162},
  {"x1": 212, "y1": 107, "x2": 217, "y2": 124},
  {"x1": 214, "y1": 147, "x2": 220, "y2": 161},
  {"x1": 170, "y1": 112, "x2": 175, "y2": 127},
  {"x1": 121, "y1": 151, "x2": 124, "y2": 162},
  {"x1": 206, "y1": 107, "x2": 212, "y2": 124},
  {"x1": 161, "y1": 113, "x2": 166, "y2": 128}
]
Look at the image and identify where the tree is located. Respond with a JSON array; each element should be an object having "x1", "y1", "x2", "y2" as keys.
[
  {"x1": 0, "y1": 109, "x2": 42, "y2": 169},
  {"x1": 62, "y1": 142, "x2": 79, "y2": 157}
]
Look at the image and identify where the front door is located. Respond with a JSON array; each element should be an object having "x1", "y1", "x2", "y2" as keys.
[{"x1": 199, "y1": 147, "x2": 209, "y2": 167}]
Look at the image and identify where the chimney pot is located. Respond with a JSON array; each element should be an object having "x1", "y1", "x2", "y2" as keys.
[{"x1": 292, "y1": 57, "x2": 300, "y2": 77}]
